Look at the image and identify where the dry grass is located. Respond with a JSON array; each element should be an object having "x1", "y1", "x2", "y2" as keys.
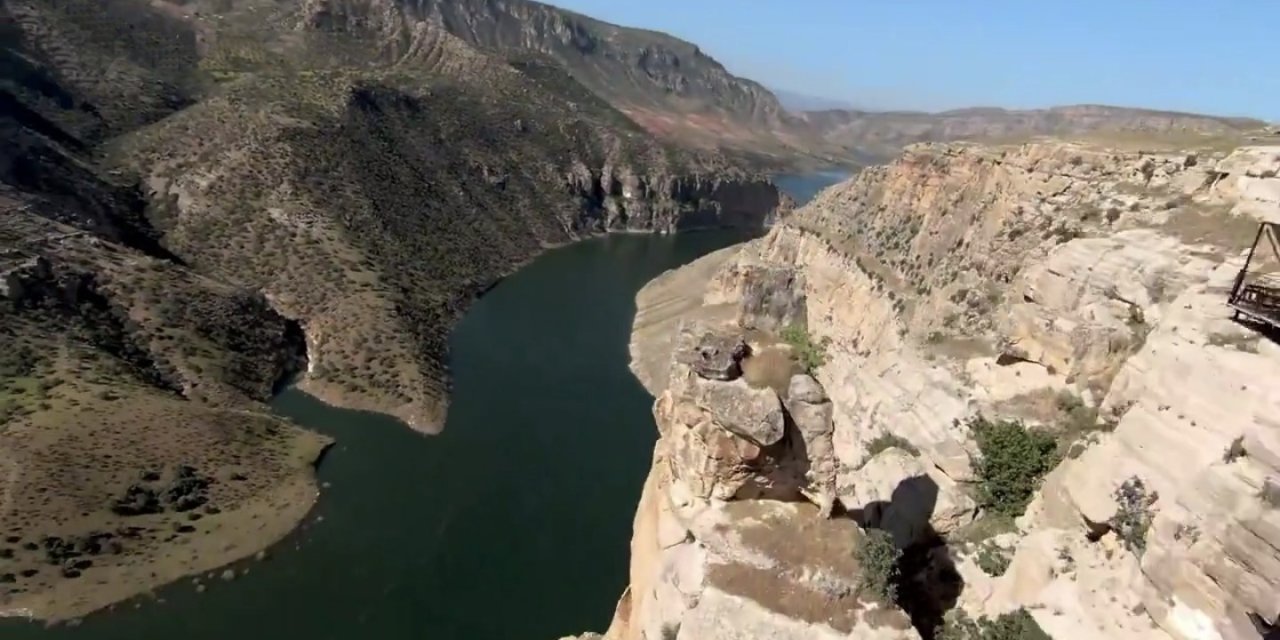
[
  {"x1": 1158, "y1": 202, "x2": 1263, "y2": 252},
  {"x1": 0, "y1": 330, "x2": 327, "y2": 619},
  {"x1": 0, "y1": 206, "x2": 329, "y2": 618},
  {"x1": 978, "y1": 130, "x2": 1250, "y2": 154},
  {"x1": 706, "y1": 501, "x2": 914, "y2": 632}
]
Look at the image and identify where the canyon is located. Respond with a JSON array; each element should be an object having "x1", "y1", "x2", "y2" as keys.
[
  {"x1": 3, "y1": 0, "x2": 1277, "y2": 635},
  {"x1": 1, "y1": 0, "x2": 792, "y2": 620},
  {"x1": 568, "y1": 139, "x2": 1280, "y2": 639}
]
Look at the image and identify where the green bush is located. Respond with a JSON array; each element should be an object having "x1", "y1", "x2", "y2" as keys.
[
  {"x1": 1112, "y1": 476, "x2": 1156, "y2": 555},
  {"x1": 938, "y1": 608, "x2": 1052, "y2": 640},
  {"x1": 1055, "y1": 390, "x2": 1097, "y2": 433},
  {"x1": 855, "y1": 528, "x2": 901, "y2": 603},
  {"x1": 970, "y1": 416, "x2": 1059, "y2": 517},
  {"x1": 780, "y1": 324, "x2": 828, "y2": 374},
  {"x1": 975, "y1": 541, "x2": 1011, "y2": 577},
  {"x1": 866, "y1": 433, "x2": 920, "y2": 458}
]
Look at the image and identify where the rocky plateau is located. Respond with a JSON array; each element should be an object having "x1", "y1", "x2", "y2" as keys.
[{"x1": 568, "y1": 139, "x2": 1280, "y2": 639}]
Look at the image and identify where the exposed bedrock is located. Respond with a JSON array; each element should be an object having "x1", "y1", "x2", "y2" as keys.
[{"x1": 573, "y1": 141, "x2": 1280, "y2": 640}]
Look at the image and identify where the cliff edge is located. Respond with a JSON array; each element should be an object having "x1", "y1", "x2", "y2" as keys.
[{"x1": 577, "y1": 138, "x2": 1280, "y2": 639}]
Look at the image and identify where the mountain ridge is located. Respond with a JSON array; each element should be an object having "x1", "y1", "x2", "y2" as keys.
[{"x1": 0, "y1": 0, "x2": 790, "y2": 619}]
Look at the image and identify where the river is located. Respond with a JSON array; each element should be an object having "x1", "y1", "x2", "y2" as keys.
[{"x1": 5, "y1": 172, "x2": 847, "y2": 640}]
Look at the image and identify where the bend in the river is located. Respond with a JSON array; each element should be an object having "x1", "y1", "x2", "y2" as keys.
[{"x1": 2, "y1": 172, "x2": 847, "y2": 640}]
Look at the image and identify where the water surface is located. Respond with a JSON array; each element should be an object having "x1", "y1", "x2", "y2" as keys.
[{"x1": 6, "y1": 173, "x2": 843, "y2": 640}]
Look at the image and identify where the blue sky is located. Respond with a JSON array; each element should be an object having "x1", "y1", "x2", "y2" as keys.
[{"x1": 546, "y1": 0, "x2": 1277, "y2": 120}]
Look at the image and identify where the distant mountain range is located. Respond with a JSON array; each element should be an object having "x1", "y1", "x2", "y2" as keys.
[
  {"x1": 770, "y1": 88, "x2": 857, "y2": 112},
  {"x1": 388, "y1": 0, "x2": 1264, "y2": 166}
]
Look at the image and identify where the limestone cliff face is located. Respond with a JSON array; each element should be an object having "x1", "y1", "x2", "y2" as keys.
[
  {"x1": 589, "y1": 141, "x2": 1280, "y2": 639},
  {"x1": 594, "y1": 326, "x2": 917, "y2": 640},
  {"x1": 563, "y1": 164, "x2": 789, "y2": 232}
]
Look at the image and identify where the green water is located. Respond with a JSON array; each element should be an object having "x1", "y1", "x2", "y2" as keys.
[{"x1": 5, "y1": 174, "x2": 845, "y2": 640}]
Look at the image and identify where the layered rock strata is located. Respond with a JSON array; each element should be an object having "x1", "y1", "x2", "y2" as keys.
[
  {"x1": 582, "y1": 142, "x2": 1280, "y2": 639},
  {"x1": 599, "y1": 324, "x2": 917, "y2": 640}
]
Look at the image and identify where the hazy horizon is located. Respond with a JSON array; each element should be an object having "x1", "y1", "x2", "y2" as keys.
[{"x1": 546, "y1": 0, "x2": 1277, "y2": 122}]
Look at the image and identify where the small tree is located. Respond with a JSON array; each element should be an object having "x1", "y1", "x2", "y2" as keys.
[
  {"x1": 855, "y1": 528, "x2": 901, "y2": 603},
  {"x1": 975, "y1": 541, "x2": 1011, "y2": 577},
  {"x1": 1112, "y1": 476, "x2": 1156, "y2": 555},
  {"x1": 780, "y1": 324, "x2": 829, "y2": 374},
  {"x1": 970, "y1": 416, "x2": 1059, "y2": 517}
]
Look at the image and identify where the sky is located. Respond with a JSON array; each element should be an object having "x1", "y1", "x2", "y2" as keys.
[{"x1": 544, "y1": 0, "x2": 1278, "y2": 121}]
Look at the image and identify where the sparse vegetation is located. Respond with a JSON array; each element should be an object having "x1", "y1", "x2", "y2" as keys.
[
  {"x1": 1055, "y1": 390, "x2": 1098, "y2": 433},
  {"x1": 1, "y1": 0, "x2": 761, "y2": 616},
  {"x1": 866, "y1": 433, "x2": 921, "y2": 458},
  {"x1": 969, "y1": 416, "x2": 1060, "y2": 517},
  {"x1": 1112, "y1": 476, "x2": 1157, "y2": 555},
  {"x1": 938, "y1": 608, "x2": 1052, "y2": 640},
  {"x1": 1207, "y1": 333, "x2": 1261, "y2": 353},
  {"x1": 780, "y1": 324, "x2": 830, "y2": 374},
  {"x1": 950, "y1": 513, "x2": 1018, "y2": 545},
  {"x1": 975, "y1": 541, "x2": 1012, "y2": 577},
  {"x1": 1223, "y1": 436, "x2": 1247, "y2": 463},
  {"x1": 855, "y1": 528, "x2": 901, "y2": 603}
]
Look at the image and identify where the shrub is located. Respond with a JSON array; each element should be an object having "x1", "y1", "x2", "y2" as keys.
[
  {"x1": 1112, "y1": 476, "x2": 1156, "y2": 555},
  {"x1": 866, "y1": 433, "x2": 920, "y2": 458},
  {"x1": 1055, "y1": 390, "x2": 1097, "y2": 433},
  {"x1": 780, "y1": 324, "x2": 829, "y2": 374},
  {"x1": 1223, "y1": 436, "x2": 1247, "y2": 463},
  {"x1": 975, "y1": 541, "x2": 1011, "y2": 577},
  {"x1": 938, "y1": 608, "x2": 1052, "y2": 640},
  {"x1": 970, "y1": 416, "x2": 1059, "y2": 517},
  {"x1": 855, "y1": 528, "x2": 901, "y2": 603}
]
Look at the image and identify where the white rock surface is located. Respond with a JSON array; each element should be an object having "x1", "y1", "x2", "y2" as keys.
[{"x1": 586, "y1": 140, "x2": 1280, "y2": 640}]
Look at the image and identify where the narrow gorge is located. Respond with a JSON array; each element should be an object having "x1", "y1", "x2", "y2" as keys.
[{"x1": 571, "y1": 141, "x2": 1280, "y2": 640}]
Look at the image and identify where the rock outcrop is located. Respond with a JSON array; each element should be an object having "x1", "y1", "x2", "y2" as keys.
[
  {"x1": 596, "y1": 322, "x2": 918, "y2": 639},
  {"x1": 588, "y1": 141, "x2": 1280, "y2": 640}
]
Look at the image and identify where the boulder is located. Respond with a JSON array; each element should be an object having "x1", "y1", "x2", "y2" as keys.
[
  {"x1": 840, "y1": 448, "x2": 977, "y2": 547},
  {"x1": 677, "y1": 332, "x2": 750, "y2": 382},
  {"x1": 691, "y1": 377, "x2": 784, "y2": 447},
  {"x1": 717, "y1": 263, "x2": 808, "y2": 331},
  {"x1": 784, "y1": 374, "x2": 837, "y2": 516}
]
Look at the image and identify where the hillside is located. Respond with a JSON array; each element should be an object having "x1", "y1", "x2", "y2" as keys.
[
  {"x1": 264, "y1": 0, "x2": 1269, "y2": 171},
  {"x1": 0, "y1": 0, "x2": 789, "y2": 619},
  {"x1": 799, "y1": 104, "x2": 1268, "y2": 162},
  {"x1": 292, "y1": 0, "x2": 837, "y2": 167},
  {"x1": 194, "y1": 0, "x2": 1272, "y2": 170}
]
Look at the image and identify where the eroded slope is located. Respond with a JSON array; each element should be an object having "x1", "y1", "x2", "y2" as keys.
[
  {"x1": 0, "y1": 0, "x2": 789, "y2": 619},
  {"x1": 593, "y1": 138, "x2": 1280, "y2": 640}
]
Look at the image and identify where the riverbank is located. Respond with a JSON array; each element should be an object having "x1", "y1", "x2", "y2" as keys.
[
  {"x1": 0, "y1": 231, "x2": 756, "y2": 639},
  {"x1": 0, "y1": 173, "x2": 838, "y2": 634}
]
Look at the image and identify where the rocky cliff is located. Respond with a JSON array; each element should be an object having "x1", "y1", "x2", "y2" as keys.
[
  {"x1": 585, "y1": 138, "x2": 1280, "y2": 639},
  {"x1": 296, "y1": 0, "x2": 828, "y2": 166}
]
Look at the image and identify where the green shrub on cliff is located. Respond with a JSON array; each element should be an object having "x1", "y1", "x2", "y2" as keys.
[
  {"x1": 780, "y1": 324, "x2": 828, "y2": 374},
  {"x1": 974, "y1": 541, "x2": 1012, "y2": 576},
  {"x1": 854, "y1": 528, "x2": 901, "y2": 603},
  {"x1": 937, "y1": 608, "x2": 1052, "y2": 640},
  {"x1": 1112, "y1": 476, "x2": 1156, "y2": 556},
  {"x1": 969, "y1": 415, "x2": 1059, "y2": 517}
]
